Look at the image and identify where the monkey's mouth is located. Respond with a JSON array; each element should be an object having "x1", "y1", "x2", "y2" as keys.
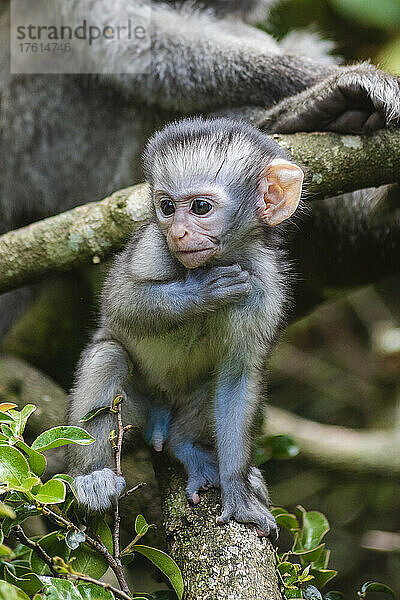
[
  {"x1": 175, "y1": 248, "x2": 214, "y2": 254},
  {"x1": 175, "y1": 247, "x2": 217, "y2": 268}
]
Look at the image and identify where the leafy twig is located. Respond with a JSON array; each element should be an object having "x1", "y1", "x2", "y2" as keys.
[
  {"x1": 40, "y1": 504, "x2": 127, "y2": 590},
  {"x1": 12, "y1": 525, "x2": 59, "y2": 577},
  {"x1": 109, "y1": 395, "x2": 132, "y2": 596},
  {"x1": 12, "y1": 526, "x2": 134, "y2": 600}
]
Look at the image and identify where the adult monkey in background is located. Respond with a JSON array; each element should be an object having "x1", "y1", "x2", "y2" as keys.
[
  {"x1": 0, "y1": 0, "x2": 399, "y2": 332},
  {"x1": 69, "y1": 117, "x2": 304, "y2": 536}
]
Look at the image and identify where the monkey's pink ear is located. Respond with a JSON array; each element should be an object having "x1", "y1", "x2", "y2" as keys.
[{"x1": 258, "y1": 159, "x2": 304, "y2": 226}]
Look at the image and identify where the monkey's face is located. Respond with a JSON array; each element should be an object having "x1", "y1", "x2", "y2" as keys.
[{"x1": 154, "y1": 188, "x2": 228, "y2": 269}]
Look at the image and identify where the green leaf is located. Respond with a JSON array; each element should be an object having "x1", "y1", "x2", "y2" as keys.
[
  {"x1": 31, "y1": 427, "x2": 95, "y2": 452},
  {"x1": 275, "y1": 512, "x2": 299, "y2": 532},
  {"x1": 309, "y1": 569, "x2": 337, "y2": 589},
  {"x1": 79, "y1": 407, "x2": 112, "y2": 423},
  {"x1": 299, "y1": 565, "x2": 313, "y2": 583},
  {"x1": 0, "y1": 412, "x2": 16, "y2": 425},
  {"x1": 16, "y1": 442, "x2": 46, "y2": 477},
  {"x1": 360, "y1": 582, "x2": 396, "y2": 597},
  {"x1": 0, "y1": 543, "x2": 13, "y2": 555},
  {"x1": 8, "y1": 406, "x2": 37, "y2": 436},
  {"x1": 277, "y1": 562, "x2": 298, "y2": 586},
  {"x1": 285, "y1": 589, "x2": 303, "y2": 599},
  {"x1": 77, "y1": 582, "x2": 115, "y2": 600},
  {"x1": 271, "y1": 507, "x2": 289, "y2": 517},
  {"x1": 324, "y1": 593, "x2": 345, "y2": 600},
  {"x1": 52, "y1": 474, "x2": 78, "y2": 499},
  {"x1": 1, "y1": 425, "x2": 16, "y2": 441},
  {"x1": 152, "y1": 592, "x2": 179, "y2": 600},
  {"x1": 4, "y1": 566, "x2": 42, "y2": 596},
  {"x1": 70, "y1": 518, "x2": 112, "y2": 580},
  {"x1": 12, "y1": 477, "x2": 40, "y2": 493},
  {"x1": 65, "y1": 530, "x2": 85, "y2": 550},
  {"x1": 2, "y1": 504, "x2": 39, "y2": 536},
  {"x1": 39, "y1": 578, "x2": 82, "y2": 600},
  {"x1": 303, "y1": 585, "x2": 323, "y2": 600},
  {"x1": 296, "y1": 506, "x2": 330, "y2": 551},
  {"x1": 30, "y1": 531, "x2": 69, "y2": 576},
  {"x1": 0, "y1": 502, "x2": 16, "y2": 519},
  {"x1": 293, "y1": 543, "x2": 326, "y2": 566},
  {"x1": 0, "y1": 446, "x2": 30, "y2": 488},
  {"x1": 0, "y1": 581, "x2": 31, "y2": 600},
  {"x1": 131, "y1": 546, "x2": 183, "y2": 600},
  {"x1": 135, "y1": 514, "x2": 149, "y2": 535},
  {"x1": 32, "y1": 479, "x2": 66, "y2": 504}
]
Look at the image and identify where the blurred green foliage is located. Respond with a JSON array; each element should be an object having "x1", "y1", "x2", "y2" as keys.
[{"x1": 265, "y1": 0, "x2": 400, "y2": 74}]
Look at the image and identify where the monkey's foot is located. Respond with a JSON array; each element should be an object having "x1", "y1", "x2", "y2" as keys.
[
  {"x1": 248, "y1": 466, "x2": 270, "y2": 505},
  {"x1": 261, "y1": 67, "x2": 400, "y2": 134},
  {"x1": 217, "y1": 487, "x2": 278, "y2": 539},
  {"x1": 75, "y1": 468, "x2": 126, "y2": 511},
  {"x1": 186, "y1": 451, "x2": 220, "y2": 505}
]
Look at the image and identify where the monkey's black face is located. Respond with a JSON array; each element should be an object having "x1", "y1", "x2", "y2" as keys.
[{"x1": 153, "y1": 186, "x2": 229, "y2": 269}]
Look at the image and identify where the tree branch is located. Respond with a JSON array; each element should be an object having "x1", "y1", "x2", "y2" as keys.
[
  {"x1": 152, "y1": 452, "x2": 283, "y2": 600},
  {"x1": 0, "y1": 130, "x2": 399, "y2": 294}
]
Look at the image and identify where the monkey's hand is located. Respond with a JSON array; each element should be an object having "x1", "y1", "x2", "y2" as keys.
[
  {"x1": 189, "y1": 264, "x2": 251, "y2": 308},
  {"x1": 260, "y1": 65, "x2": 400, "y2": 134},
  {"x1": 75, "y1": 468, "x2": 126, "y2": 512}
]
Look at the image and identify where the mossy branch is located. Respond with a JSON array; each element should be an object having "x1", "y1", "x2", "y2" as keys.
[{"x1": 0, "y1": 130, "x2": 399, "y2": 294}]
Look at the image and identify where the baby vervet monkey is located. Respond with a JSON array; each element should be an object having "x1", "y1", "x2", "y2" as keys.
[{"x1": 68, "y1": 117, "x2": 304, "y2": 537}]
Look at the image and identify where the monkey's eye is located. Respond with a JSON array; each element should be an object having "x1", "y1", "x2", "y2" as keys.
[
  {"x1": 160, "y1": 198, "x2": 175, "y2": 216},
  {"x1": 191, "y1": 199, "x2": 212, "y2": 215}
]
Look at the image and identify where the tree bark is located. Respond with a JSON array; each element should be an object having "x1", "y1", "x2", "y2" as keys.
[
  {"x1": 0, "y1": 130, "x2": 399, "y2": 294},
  {"x1": 153, "y1": 453, "x2": 282, "y2": 600}
]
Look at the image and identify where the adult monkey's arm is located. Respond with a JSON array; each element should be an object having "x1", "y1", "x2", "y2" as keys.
[{"x1": 60, "y1": 0, "x2": 332, "y2": 111}]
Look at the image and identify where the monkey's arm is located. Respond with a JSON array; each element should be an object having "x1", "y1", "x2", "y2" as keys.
[
  {"x1": 103, "y1": 263, "x2": 251, "y2": 336},
  {"x1": 68, "y1": 334, "x2": 139, "y2": 510},
  {"x1": 214, "y1": 362, "x2": 277, "y2": 537},
  {"x1": 64, "y1": 1, "x2": 331, "y2": 112}
]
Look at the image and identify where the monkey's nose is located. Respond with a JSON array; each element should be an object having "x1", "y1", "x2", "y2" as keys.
[{"x1": 172, "y1": 227, "x2": 188, "y2": 241}]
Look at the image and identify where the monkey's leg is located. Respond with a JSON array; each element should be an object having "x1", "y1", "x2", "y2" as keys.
[
  {"x1": 68, "y1": 335, "x2": 144, "y2": 511},
  {"x1": 169, "y1": 439, "x2": 220, "y2": 505},
  {"x1": 167, "y1": 407, "x2": 220, "y2": 505},
  {"x1": 214, "y1": 365, "x2": 277, "y2": 537}
]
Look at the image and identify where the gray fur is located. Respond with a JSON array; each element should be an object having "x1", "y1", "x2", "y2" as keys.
[
  {"x1": 68, "y1": 117, "x2": 292, "y2": 535},
  {"x1": 75, "y1": 469, "x2": 126, "y2": 512}
]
